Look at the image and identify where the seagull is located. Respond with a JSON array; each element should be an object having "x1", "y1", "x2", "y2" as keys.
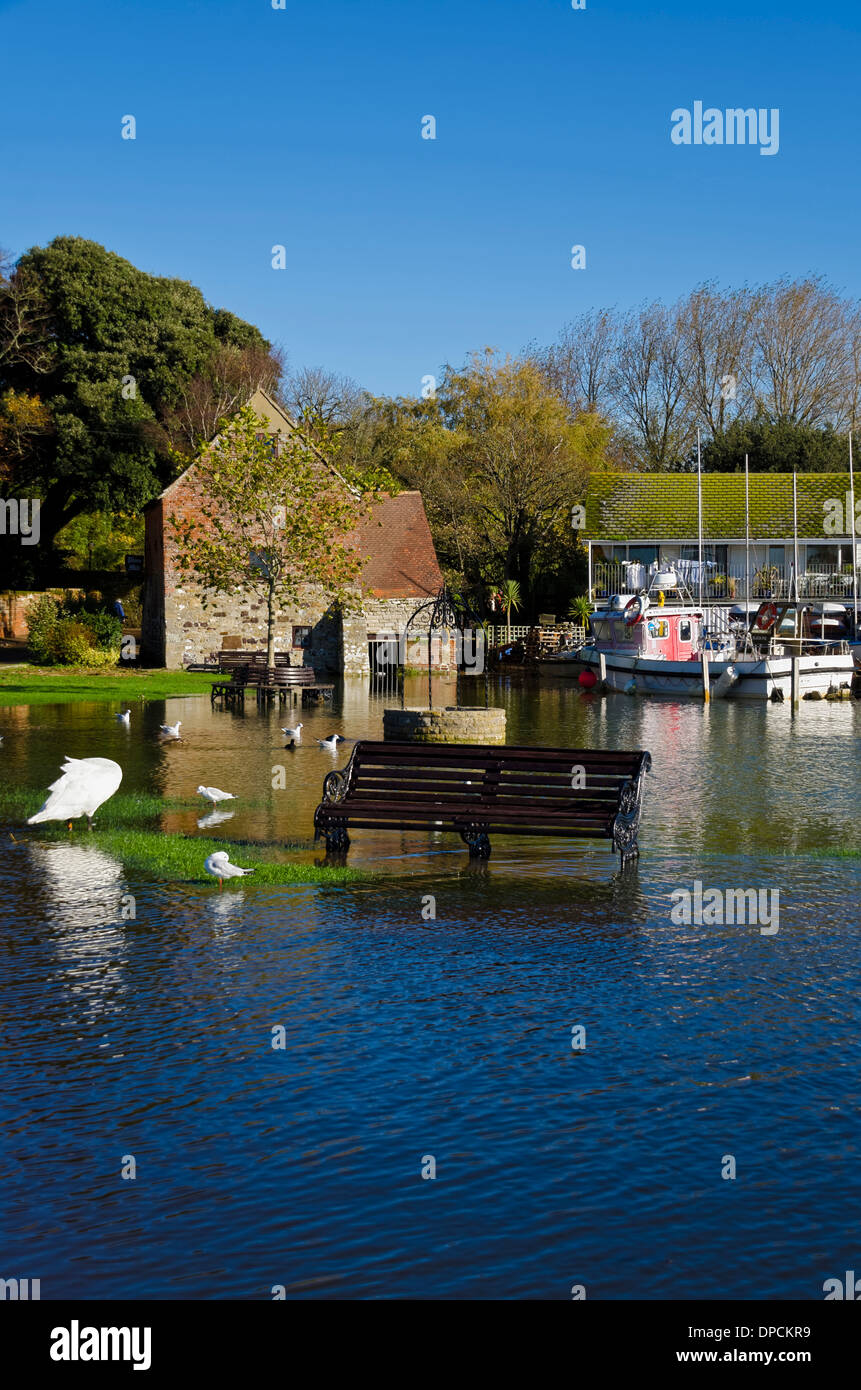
[
  {"x1": 27, "y1": 757, "x2": 123, "y2": 830},
  {"x1": 197, "y1": 785, "x2": 236, "y2": 807},
  {"x1": 116, "y1": 710, "x2": 131, "y2": 726},
  {"x1": 316, "y1": 734, "x2": 345, "y2": 751},
  {"x1": 159, "y1": 720, "x2": 182, "y2": 738},
  {"x1": 204, "y1": 850, "x2": 255, "y2": 890},
  {"x1": 281, "y1": 723, "x2": 303, "y2": 741}
]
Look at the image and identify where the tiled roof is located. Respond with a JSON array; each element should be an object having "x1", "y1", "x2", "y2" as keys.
[
  {"x1": 355, "y1": 492, "x2": 443, "y2": 598},
  {"x1": 585, "y1": 472, "x2": 853, "y2": 540}
]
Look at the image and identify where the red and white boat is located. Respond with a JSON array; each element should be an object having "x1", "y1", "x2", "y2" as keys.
[{"x1": 542, "y1": 582, "x2": 856, "y2": 701}]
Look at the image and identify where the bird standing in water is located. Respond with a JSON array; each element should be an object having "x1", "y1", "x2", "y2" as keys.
[{"x1": 204, "y1": 850, "x2": 255, "y2": 890}]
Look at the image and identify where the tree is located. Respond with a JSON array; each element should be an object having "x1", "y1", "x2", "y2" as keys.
[
  {"x1": 435, "y1": 351, "x2": 608, "y2": 598},
  {"x1": 279, "y1": 365, "x2": 364, "y2": 440},
  {"x1": 749, "y1": 276, "x2": 854, "y2": 428},
  {"x1": 676, "y1": 282, "x2": 758, "y2": 436},
  {"x1": 701, "y1": 416, "x2": 849, "y2": 473},
  {"x1": 501, "y1": 578, "x2": 521, "y2": 642},
  {"x1": 170, "y1": 406, "x2": 369, "y2": 666},
  {"x1": 611, "y1": 301, "x2": 692, "y2": 469},
  {"x1": 534, "y1": 308, "x2": 618, "y2": 416},
  {"x1": 0, "y1": 236, "x2": 279, "y2": 549}
]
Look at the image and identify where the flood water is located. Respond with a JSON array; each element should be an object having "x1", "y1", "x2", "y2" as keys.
[{"x1": 1, "y1": 675, "x2": 860, "y2": 1299}]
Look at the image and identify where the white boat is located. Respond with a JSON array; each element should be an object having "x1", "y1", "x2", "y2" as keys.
[{"x1": 542, "y1": 586, "x2": 856, "y2": 701}]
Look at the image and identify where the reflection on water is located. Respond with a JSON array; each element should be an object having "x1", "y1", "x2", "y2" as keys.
[
  {"x1": 1, "y1": 676, "x2": 860, "y2": 1298},
  {"x1": 197, "y1": 808, "x2": 235, "y2": 830}
]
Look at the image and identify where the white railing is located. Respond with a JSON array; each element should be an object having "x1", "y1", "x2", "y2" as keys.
[{"x1": 592, "y1": 561, "x2": 860, "y2": 604}]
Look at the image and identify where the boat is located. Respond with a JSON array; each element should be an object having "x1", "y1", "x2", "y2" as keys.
[{"x1": 541, "y1": 577, "x2": 856, "y2": 701}]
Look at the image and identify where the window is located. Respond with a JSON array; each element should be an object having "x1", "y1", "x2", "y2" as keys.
[
  {"x1": 647, "y1": 619, "x2": 669, "y2": 639},
  {"x1": 627, "y1": 545, "x2": 658, "y2": 565},
  {"x1": 292, "y1": 625, "x2": 311, "y2": 649},
  {"x1": 679, "y1": 620, "x2": 692, "y2": 642}
]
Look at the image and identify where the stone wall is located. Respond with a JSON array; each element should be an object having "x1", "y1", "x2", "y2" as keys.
[{"x1": 383, "y1": 705, "x2": 506, "y2": 744}]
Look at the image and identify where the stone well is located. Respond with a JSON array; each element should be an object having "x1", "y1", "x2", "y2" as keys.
[{"x1": 383, "y1": 705, "x2": 506, "y2": 745}]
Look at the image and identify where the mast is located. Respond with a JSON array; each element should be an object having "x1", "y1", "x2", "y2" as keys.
[
  {"x1": 792, "y1": 470, "x2": 800, "y2": 603},
  {"x1": 697, "y1": 427, "x2": 703, "y2": 609},
  {"x1": 851, "y1": 433, "x2": 858, "y2": 637},
  {"x1": 745, "y1": 453, "x2": 750, "y2": 613}
]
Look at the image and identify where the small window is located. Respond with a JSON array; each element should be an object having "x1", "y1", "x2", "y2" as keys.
[
  {"x1": 292, "y1": 625, "x2": 311, "y2": 649},
  {"x1": 647, "y1": 619, "x2": 669, "y2": 639},
  {"x1": 680, "y1": 620, "x2": 692, "y2": 642}
]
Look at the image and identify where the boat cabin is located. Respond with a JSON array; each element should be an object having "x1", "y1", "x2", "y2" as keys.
[{"x1": 591, "y1": 597, "x2": 704, "y2": 661}]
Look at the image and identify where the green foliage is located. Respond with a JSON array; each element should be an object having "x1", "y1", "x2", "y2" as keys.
[
  {"x1": 24, "y1": 593, "x2": 60, "y2": 663},
  {"x1": 171, "y1": 406, "x2": 373, "y2": 665},
  {"x1": 568, "y1": 595, "x2": 593, "y2": 624},
  {"x1": 701, "y1": 417, "x2": 849, "y2": 473},
  {"x1": 0, "y1": 236, "x2": 277, "y2": 545},
  {"x1": 55, "y1": 510, "x2": 144, "y2": 570},
  {"x1": 345, "y1": 354, "x2": 613, "y2": 607},
  {"x1": 25, "y1": 592, "x2": 121, "y2": 665}
]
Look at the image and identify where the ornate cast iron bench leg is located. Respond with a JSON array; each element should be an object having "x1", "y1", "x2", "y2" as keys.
[
  {"x1": 328, "y1": 823, "x2": 350, "y2": 854},
  {"x1": 611, "y1": 771, "x2": 647, "y2": 867},
  {"x1": 459, "y1": 824, "x2": 492, "y2": 859}
]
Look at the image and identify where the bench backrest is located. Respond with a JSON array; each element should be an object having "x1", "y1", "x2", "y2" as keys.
[{"x1": 340, "y1": 741, "x2": 649, "y2": 810}]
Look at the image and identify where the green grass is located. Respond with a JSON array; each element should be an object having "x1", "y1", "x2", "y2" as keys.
[
  {"x1": 0, "y1": 664, "x2": 220, "y2": 707},
  {"x1": 2, "y1": 789, "x2": 368, "y2": 885}
]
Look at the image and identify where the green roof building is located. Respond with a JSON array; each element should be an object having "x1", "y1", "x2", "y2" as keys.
[{"x1": 583, "y1": 472, "x2": 860, "y2": 603}]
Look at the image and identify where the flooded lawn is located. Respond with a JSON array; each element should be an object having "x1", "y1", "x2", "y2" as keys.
[{"x1": 1, "y1": 676, "x2": 859, "y2": 1298}]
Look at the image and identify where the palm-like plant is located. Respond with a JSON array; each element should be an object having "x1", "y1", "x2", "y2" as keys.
[
  {"x1": 501, "y1": 578, "x2": 521, "y2": 643},
  {"x1": 568, "y1": 594, "x2": 592, "y2": 628}
]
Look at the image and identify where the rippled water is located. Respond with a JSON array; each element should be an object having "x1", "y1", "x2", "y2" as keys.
[{"x1": 1, "y1": 677, "x2": 859, "y2": 1298}]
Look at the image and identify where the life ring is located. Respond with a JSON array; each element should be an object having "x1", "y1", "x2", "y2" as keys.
[
  {"x1": 759, "y1": 602, "x2": 779, "y2": 632},
  {"x1": 624, "y1": 595, "x2": 648, "y2": 626}
]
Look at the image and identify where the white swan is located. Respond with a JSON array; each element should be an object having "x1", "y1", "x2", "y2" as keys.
[
  {"x1": 27, "y1": 757, "x2": 123, "y2": 829},
  {"x1": 159, "y1": 720, "x2": 182, "y2": 738},
  {"x1": 197, "y1": 785, "x2": 236, "y2": 806},
  {"x1": 204, "y1": 850, "x2": 255, "y2": 890}
]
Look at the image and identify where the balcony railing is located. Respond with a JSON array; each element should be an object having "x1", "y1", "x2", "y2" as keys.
[{"x1": 591, "y1": 561, "x2": 861, "y2": 604}]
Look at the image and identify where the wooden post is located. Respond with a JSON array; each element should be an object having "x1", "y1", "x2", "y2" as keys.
[
  {"x1": 791, "y1": 656, "x2": 801, "y2": 708},
  {"x1": 701, "y1": 649, "x2": 710, "y2": 702}
]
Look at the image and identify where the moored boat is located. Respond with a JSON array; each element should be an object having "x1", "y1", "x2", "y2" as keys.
[{"x1": 541, "y1": 585, "x2": 855, "y2": 701}]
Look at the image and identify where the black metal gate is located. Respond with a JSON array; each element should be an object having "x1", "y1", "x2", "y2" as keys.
[{"x1": 368, "y1": 634, "x2": 401, "y2": 695}]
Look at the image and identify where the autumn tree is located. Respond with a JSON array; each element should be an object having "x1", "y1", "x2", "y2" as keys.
[
  {"x1": 170, "y1": 406, "x2": 369, "y2": 667},
  {"x1": 363, "y1": 351, "x2": 610, "y2": 604}
]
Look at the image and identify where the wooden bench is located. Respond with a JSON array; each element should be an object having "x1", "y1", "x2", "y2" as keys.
[
  {"x1": 211, "y1": 662, "x2": 334, "y2": 707},
  {"x1": 313, "y1": 741, "x2": 651, "y2": 864}
]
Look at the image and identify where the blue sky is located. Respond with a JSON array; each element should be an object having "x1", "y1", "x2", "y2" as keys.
[{"x1": 1, "y1": 0, "x2": 859, "y2": 397}]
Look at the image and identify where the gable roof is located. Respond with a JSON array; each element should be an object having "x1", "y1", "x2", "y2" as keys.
[
  {"x1": 355, "y1": 491, "x2": 443, "y2": 598},
  {"x1": 585, "y1": 472, "x2": 853, "y2": 541},
  {"x1": 146, "y1": 386, "x2": 345, "y2": 507}
]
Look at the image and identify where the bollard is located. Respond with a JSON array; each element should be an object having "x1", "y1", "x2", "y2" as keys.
[{"x1": 791, "y1": 656, "x2": 801, "y2": 708}]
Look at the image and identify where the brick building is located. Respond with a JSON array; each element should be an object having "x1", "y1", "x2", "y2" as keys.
[{"x1": 141, "y1": 389, "x2": 444, "y2": 672}]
